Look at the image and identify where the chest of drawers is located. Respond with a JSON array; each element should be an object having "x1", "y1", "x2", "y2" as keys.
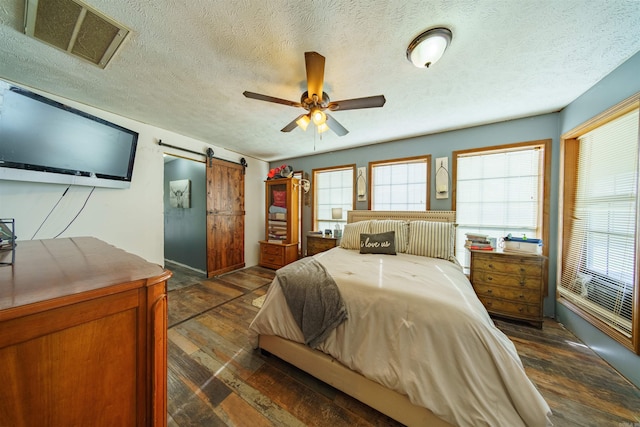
[
  {"x1": 470, "y1": 250, "x2": 546, "y2": 328},
  {"x1": 259, "y1": 241, "x2": 298, "y2": 269}
]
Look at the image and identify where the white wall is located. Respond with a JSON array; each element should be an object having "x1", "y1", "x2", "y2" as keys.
[{"x1": 0, "y1": 87, "x2": 268, "y2": 267}]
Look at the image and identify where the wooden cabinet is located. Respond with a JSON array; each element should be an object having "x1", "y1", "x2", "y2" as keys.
[
  {"x1": 469, "y1": 250, "x2": 546, "y2": 328},
  {"x1": 307, "y1": 234, "x2": 338, "y2": 256},
  {"x1": 259, "y1": 241, "x2": 299, "y2": 269},
  {"x1": 0, "y1": 237, "x2": 171, "y2": 427},
  {"x1": 260, "y1": 177, "x2": 299, "y2": 269}
]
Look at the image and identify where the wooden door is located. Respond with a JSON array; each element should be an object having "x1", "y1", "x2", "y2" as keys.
[{"x1": 206, "y1": 158, "x2": 245, "y2": 277}]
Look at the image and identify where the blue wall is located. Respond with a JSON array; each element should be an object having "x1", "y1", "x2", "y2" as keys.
[
  {"x1": 164, "y1": 158, "x2": 207, "y2": 272},
  {"x1": 274, "y1": 50, "x2": 640, "y2": 387}
]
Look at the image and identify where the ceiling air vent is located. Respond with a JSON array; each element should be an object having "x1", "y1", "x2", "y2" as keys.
[{"x1": 24, "y1": 0, "x2": 130, "y2": 68}]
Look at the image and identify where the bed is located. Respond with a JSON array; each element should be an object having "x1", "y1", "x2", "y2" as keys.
[{"x1": 249, "y1": 210, "x2": 552, "y2": 427}]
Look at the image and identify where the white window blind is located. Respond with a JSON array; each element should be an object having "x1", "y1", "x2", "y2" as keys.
[
  {"x1": 559, "y1": 109, "x2": 639, "y2": 338},
  {"x1": 372, "y1": 159, "x2": 427, "y2": 210},
  {"x1": 455, "y1": 146, "x2": 544, "y2": 267},
  {"x1": 314, "y1": 167, "x2": 353, "y2": 231}
]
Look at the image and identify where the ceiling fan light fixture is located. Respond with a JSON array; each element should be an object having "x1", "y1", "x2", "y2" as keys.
[
  {"x1": 296, "y1": 114, "x2": 311, "y2": 131},
  {"x1": 311, "y1": 109, "x2": 326, "y2": 126},
  {"x1": 407, "y1": 27, "x2": 452, "y2": 68},
  {"x1": 317, "y1": 123, "x2": 329, "y2": 134}
]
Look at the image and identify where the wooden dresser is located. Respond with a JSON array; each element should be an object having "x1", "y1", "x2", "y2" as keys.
[
  {"x1": 0, "y1": 237, "x2": 171, "y2": 427},
  {"x1": 307, "y1": 234, "x2": 338, "y2": 256},
  {"x1": 469, "y1": 250, "x2": 546, "y2": 328}
]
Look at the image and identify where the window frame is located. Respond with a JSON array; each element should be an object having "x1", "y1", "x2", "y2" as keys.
[
  {"x1": 452, "y1": 139, "x2": 551, "y2": 272},
  {"x1": 312, "y1": 164, "x2": 356, "y2": 232},
  {"x1": 559, "y1": 93, "x2": 640, "y2": 354},
  {"x1": 368, "y1": 155, "x2": 431, "y2": 211}
]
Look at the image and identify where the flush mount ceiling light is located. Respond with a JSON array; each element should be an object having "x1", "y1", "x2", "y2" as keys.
[{"x1": 406, "y1": 27, "x2": 452, "y2": 68}]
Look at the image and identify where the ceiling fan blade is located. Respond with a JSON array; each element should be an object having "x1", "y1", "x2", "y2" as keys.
[
  {"x1": 305, "y1": 52, "x2": 325, "y2": 101},
  {"x1": 328, "y1": 95, "x2": 386, "y2": 111},
  {"x1": 243, "y1": 91, "x2": 302, "y2": 108},
  {"x1": 325, "y1": 113, "x2": 349, "y2": 136},
  {"x1": 281, "y1": 114, "x2": 307, "y2": 132}
]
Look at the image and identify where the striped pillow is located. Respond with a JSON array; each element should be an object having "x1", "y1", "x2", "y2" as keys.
[
  {"x1": 340, "y1": 221, "x2": 372, "y2": 250},
  {"x1": 406, "y1": 221, "x2": 455, "y2": 260},
  {"x1": 370, "y1": 220, "x2": 409, "y2": 253}
]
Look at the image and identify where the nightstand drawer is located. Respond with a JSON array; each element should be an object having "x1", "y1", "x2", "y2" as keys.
[
  {"x1": 472, "y1": 257, "x2": 542, "y2": 277},
  {"x1": 471, "y1": 270, "x2": 542, "y2": 290},
  {"x1": 477, "y1": 296, "x2": 541, "y2": 319},
  {"x1": 473, "y1": 283, "x2": 540, "y2": 304}
]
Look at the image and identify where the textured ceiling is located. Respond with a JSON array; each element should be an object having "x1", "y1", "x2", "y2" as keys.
[{"x1": 1, "y1": 0, "x2": 639, "y2": 162}]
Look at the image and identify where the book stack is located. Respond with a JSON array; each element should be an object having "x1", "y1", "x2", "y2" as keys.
[{"x1": 464, "y1": 233, "x2": 494, "y2": 250}]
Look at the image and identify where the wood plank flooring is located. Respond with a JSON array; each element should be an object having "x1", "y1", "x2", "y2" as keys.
[{"x1": 165, "y1": 261, "x2": 640, "y2": 427}]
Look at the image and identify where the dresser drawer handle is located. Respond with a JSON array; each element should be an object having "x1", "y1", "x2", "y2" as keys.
[
  {"x1": 518, "y1": 307, "x2": 524, "y2": 312},
  {"x1": 486, "y1": 301, "x2": 493, "y2": 307},
  {"x1": 487, "y1": 289, "x2": 493, "y2": 294},
  {"x1": 519, "y1": 294, "x2": 525, "y2": 299},
  {"x1": 487, "y1": 276, "x2": 493, "y2": 281},
  {"x1": 488, "y1": 263, "x2": 494, "y2": 269}
]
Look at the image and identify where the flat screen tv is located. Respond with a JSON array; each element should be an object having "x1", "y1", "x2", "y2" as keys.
[{"x1": 0, "y1": 80, "x2": 138, "y2": 189}]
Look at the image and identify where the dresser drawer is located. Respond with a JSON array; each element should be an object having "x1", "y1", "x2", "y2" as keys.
[
  {"x1": 471, "y1": 270, "x2": 543, "y2": 290},
  {"x1": 472, "y1": 257, "x2": 543, "y2": 277},
  {"x1": 477, "y1": 296, "x2": 541, "y2": 320},
  {"x1": 261, "y1": 243, "x2": 285, "y2": 257},
  {"x1": 260, "y1": 246, "x2": 285, "y2": 266},
  {"x1": 472, "y1": 283, "x2": 541, "y2": 304}
]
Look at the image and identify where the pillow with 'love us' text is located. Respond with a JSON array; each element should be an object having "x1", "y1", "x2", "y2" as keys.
[{"x1": 359, "y1": 231, "x2": 396, "y2": 255}]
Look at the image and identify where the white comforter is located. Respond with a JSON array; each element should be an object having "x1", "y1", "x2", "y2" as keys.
[{"x1": 249, "y1": 247, "x2": 552, "y2": 427}]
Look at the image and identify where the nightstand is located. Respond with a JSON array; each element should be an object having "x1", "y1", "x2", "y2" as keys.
[
  {"x1": 469, "y1": 250, "x2": 546, "y2": 328},
  {"x1": 307, "y1": 234, "x2": 338, "y2": 256}
]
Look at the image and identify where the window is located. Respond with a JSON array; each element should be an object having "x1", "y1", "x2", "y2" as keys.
[
  {"x1": 453, "y1": 140, "x2": 550, "y2": 270},
  {"x1": 312, "y1": 165, "x2": 354, "y2": 232},
  {"x1": 370, "y1": 156, "x2": 430, "y2": 210},
  {"x1": 559, "y1": 99, "x2": 639, "y2": 353}
]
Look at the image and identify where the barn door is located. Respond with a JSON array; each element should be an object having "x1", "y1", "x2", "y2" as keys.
[{"x1": 206, "y1": 157, "x2": 245, "y2": 277}]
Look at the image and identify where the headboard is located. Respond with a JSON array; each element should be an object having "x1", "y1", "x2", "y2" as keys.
[{"x1": 347, "y1": 210, "x2": 456, "y2": 224}]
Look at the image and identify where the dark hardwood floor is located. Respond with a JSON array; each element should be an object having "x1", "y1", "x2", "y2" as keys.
[{"x1": 165, "y1": 261, "x2": 640, "y2": 427}]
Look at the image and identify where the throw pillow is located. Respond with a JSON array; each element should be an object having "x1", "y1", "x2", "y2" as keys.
[{"x1": 360, "y1": 231, "x2": 397, "y2": 255}]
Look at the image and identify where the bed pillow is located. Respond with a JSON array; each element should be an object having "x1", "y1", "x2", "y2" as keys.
[
  {"x1": 359, "y1": 231, "x2": 396, "y2": 255},
  {"x1": 340, "y1": 220, "x2": 372, "y2": 250},
  {"x1": 406, "y1": 220, "x2": 455, "y2": 260},
  {"x1": 370, "y1": 220, "x2": 409, "y2": 253}
]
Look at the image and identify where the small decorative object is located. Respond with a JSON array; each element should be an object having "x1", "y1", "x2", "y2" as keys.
[
  {"x1": 356, "y1": 167, "x2": 367, "y2": 202},
  {"x1": 324, "y1": 229, "x2": 332, "y2": 237},
  {"x1": 267, "y1": 164, "x2": 294, "y2": 180},
  {"x1": 169, "y1": 179, "x2": 191, "y2": 208}
]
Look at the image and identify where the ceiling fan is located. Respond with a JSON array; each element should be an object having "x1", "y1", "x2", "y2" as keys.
[{"x1": 243, "y1": 51, "x2": 386, "y2": 137}]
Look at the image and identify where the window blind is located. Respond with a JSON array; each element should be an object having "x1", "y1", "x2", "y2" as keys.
[
  {"x1": 455, "y1": 146, "x2": 544, "y2": 266},
  {"x1": 559, "y1": 109, "x2": 639, "y2": 338},
  {"x1": 372, "y1": 159, "x2": 427, "y2": 211},
  {"x1": 314, "y1": 167, "x2": 353, "y2": 231}
]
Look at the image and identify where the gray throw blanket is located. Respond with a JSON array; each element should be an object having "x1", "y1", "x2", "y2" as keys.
[{"x1": 276, "y1": 257, "x2": 348, "y2": 348}]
